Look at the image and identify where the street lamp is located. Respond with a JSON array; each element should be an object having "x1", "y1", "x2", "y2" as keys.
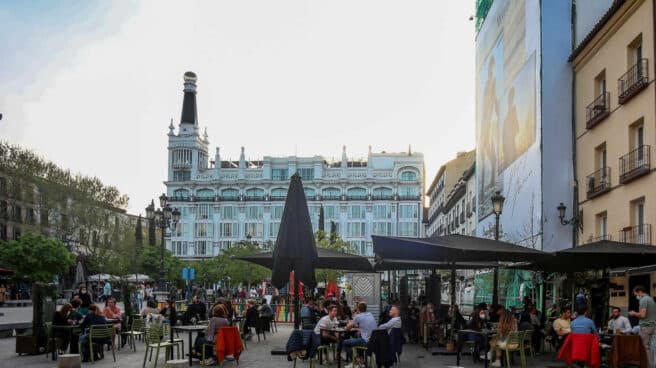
[
  {"x1": 491, "y1": 190, "x2": 505, "y2": 306},
  {"x1": 557, "y1": 202, "x2": 583, "y2": 231},
  {"x1": 146, "y1": 194, "x2": 180, "y2": 291}
]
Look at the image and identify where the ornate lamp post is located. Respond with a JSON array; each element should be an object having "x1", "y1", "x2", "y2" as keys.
[
  {"x1": 146, "y1": 194, "x2": 180, "y2": 291},
  {"x1": 491, "y1": 190, "x2": 505, "y2": 306}
]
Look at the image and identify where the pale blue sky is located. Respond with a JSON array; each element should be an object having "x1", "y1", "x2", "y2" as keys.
[{"x1": 0, "y1": 1, "x2": 476, "y2": 213}]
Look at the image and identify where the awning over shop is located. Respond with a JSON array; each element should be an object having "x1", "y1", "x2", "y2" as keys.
[
  {"x1": 372, "y1": 234, "x2": 552, "y2": 265},
  {"x1": 236, "y1": 247, "x2": 373, "y2": 272},
  {"x1": 514, "y1": 240, "x2": 656, "y2": 272}
]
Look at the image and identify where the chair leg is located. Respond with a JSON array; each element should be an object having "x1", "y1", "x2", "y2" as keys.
[
  {"x1": 153, "y1": 345, "x2": 159, "y2": 368},
  {"x1": 142, "y1": 346, "x2": 149, "y2": 368}
]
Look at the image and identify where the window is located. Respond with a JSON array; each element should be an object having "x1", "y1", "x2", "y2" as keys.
[
  {"x1": 297, "y1": 168, "x2": 314, "y2": 180},
  {"x1": 220, "y1": 223, "x2": 237, "y2": 237},
  {"x1": 272, "y1": 168, "x2": 289, "y2": 181},
  {"x1": 194, "y1": 240, "x2": 208, "y2": 256},
  {"x1": 173, "y1": 241, "x2": 188, "y2": 256},
  {"x1": 595, "y1": 70, "x2": 606, "y2": 97},
  {"x1": 633, "y1": 199, "x2": 645, "y2": 226},
  {"x1": 347, "y1": 222, "x2": 366, "y2": 237},
  {"x1": 324, "y1": 205, "x2": 339, "y2": 219},
  {"x1": 246, "y1": 207, "x2": 263, "y2": 220},
  {"x1": 322, "y1": 188, "x2": 341, "y2": 199},
  {"x1": 174, "y1": 189, "x2": 190, "y2": 199},
  {"x1": 198, "y1": 151, "x2": 208, "y2": 170},
  {"x1": 400, "y1": 171, "x2": 417, "y2": 181},
  {"x1": 399, "y1": 186, "x2": 418, "y2": 198},
  {"x1": 631, "y1": 120, "x2": 645, "y2": 151},
  {"x1": 398, "y1": 222, "x2": 418, "y2": 237},
  {"x1": 271, "y1": 188, "x2": 287, "y2": 200},
  {"x1": 597, "y1": 212, "x2": 608, "y2": 240},
  {"x1": 373, "y1": 187, "x2": 393, "y2": 199},
  {"x1": 348, "y1": 205, "x2": 365, "y2": 219},
  {"x1": 173, "y1": 222, "x2": 182, "y2": 237},
  {"x1": 373, "y1": 204, "x2": 391, "y2": 219},
  {"x1": 269, "y1": 222, "x2": 280, "y2": 238},
  {"x1": 245, "y1": 223, "x2": 264, "y2": 238},
  {"x1": 399, "y1": 204, "x2": 418, "y2": 219},
  {"x1": 219, "y1": 241, "x2": 232, "y2": 251},
  {"x1": 271, "y1": 206, "x2": 284, "y2": 220},
  {"x1": 172, "y1": 149, "x2": 192, "y2": 166},
  {"x1": 347, "y1": 187, "x2": 367, "y2": 199},
  {"x1": 196, "y1": 189, "x2": 214, "y2": 200},
  {"x1": 197, "y1": 204, "x2": 212, "y2": 219},
  {"x1": 628, "y1": 34, "x2": 643, "y2": 66},
  {"x1": 195, "y1": 223, "x2": 213, "y2": 237},
  {"x1": 221, "y1": 189, "x2": 239, "y2": 200},
  {"x1": 173, "y1": 171, "x2": 191, "y2": 182},
  {"x1": 245, "y1": 188, "x2": 265, "y2": 200},
  {"x1": 182, "y1": 223, "x2": 190, "y2": 237},
  {"x1": 372, "y1": 222, "x2": 392, "y2": 236},
  {"x1": 596, "y1": 143, "x2": 607, "y2": 170},
  {"x1": 304, "y1": 188, "x2": 316, "y2": 199},
  {"x1": 221, "y1": 206, "x2": 237, "y2": 220}
]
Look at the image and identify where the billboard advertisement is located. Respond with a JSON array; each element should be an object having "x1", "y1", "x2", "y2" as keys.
[{"x1": 476, "y1": 0, "x2": 542, "y2": 248}]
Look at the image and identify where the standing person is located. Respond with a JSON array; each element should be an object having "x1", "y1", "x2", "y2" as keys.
[
  {"x1": 344, "y1": 302, "x2": 377, "y2": 367},
  {"x1": 408, "y1": 301, "x2": 420, "y2": 343},
  {"x1": 144, "y1": 284, "x2": 153, "y2": 301},
  {"x1": 136, "y1": 284, "x2": 145, "y2": 311},
  {"x1": 575, "y1": 289, "x2": 587, "y2": 310},
  {"x1": 103, "y1": 281, "x2": 112, "y2": 303},
  {"x1": 607, "y1": 306, "x2": 632, "y2": 334},
  {"x1": 629, "y1": 285, "x2": 656, "y2": 366}
]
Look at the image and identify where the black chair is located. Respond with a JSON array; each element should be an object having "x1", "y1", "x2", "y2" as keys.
[
  {"x1": 390, "y1": 328, "x2": 404, "y2": 365},
  {"x1": 254, "y1": 316, "x2": 269, "y2": 342}
]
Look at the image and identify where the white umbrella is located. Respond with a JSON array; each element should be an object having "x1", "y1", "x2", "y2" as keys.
[
  {"x1": 124, "y1": 274, "x2": 152, "y2": 282},
  {"x1": 74, "y1": 262, "x2": 86, "y2": 285},
  {"x1": 88, "y1": 273, "x2": 118, "y2": 282}
]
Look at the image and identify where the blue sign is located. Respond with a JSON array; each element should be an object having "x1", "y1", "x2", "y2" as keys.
[
  {"x1": 189, "y1": 268, "x2": 195, "y2": 280},
  {"x1": 182, "y1": 268, "x2": 189, "y2": 280}
]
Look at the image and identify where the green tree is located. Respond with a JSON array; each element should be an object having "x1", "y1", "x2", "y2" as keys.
[
  {"x1": 141, "y1": 245, "x2": 184, "y2": 285},
  {"x1": 219, "y1": 240, "x2": 270, "y2": 288},
  {"x1": 315, "y1": 230, "x2": 352, "y2": 287},
  {"x1": 0, "y1": 232, "x2": 74, "y2": 283}
]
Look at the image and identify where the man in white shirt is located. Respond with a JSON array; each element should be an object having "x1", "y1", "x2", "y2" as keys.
[
  {"x1": 608, "y1": 306, "x2": 632, "y2": 334},
  {"x1": 379, "y1": 305, "x2": 402, "y2": 332},
  {"x1": 314, "y1": 305, "x2": 339, "y2": 344}
]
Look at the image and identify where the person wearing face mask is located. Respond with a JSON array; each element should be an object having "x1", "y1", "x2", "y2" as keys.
[
  {"x1": 74, "y1": 285, "x2": 92, "y2": 315},
  {"x1": 466, "y1": 308, "x2": 487, "y2": 360},
  {"x1": 629, "y1": 285, "x2": 656, "y2": 367}
]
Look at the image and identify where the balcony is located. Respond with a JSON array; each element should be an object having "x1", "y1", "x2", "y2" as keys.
[
  {"x1": 619, "y1": 224, "x2": 652, "y2": 245},
  {"x1": 347, "y1": 195, "x2": 368, "y2": 201},
  {"x1": 399, "y1": 195, "x2": 421, "y2": 201},
  {"x1": 270, "y1": 196, "x2": 287, "y2": 201},
  {"x1": 218, "y1": 196, "x2": 240, "y2": 202},
  {"x1": 172, "y1": 161, "x2": 192, "y2": 169},
  {"x1": 168, "y1": 196, "x2": 192, "y2": 202},
  {"x1": 244, "y1": 196, "x2": 265, "y2": 202},
  {"x1": 586, "y1": 167, "x2": 611, "y2": 199},
  {"x1": 586, "y1": 234, "x2": 612, "y2": 243},
  {"x1": 585, "y1": 92, "x2": 610, "y2": 129},
  {"x1": 372, "y1": 195, "x2": 394, "y2": 201},
  {"x1": 619, "y1": 145, "x2": 651, "y2": 184},
  {"x1": 618, "y1": 58, "x2": 649, "y2": 104},
  {"x1": 321, "y1": 195, "x2": 341, "y2": 201}
]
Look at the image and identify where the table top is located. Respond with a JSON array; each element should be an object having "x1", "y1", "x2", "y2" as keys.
[
  {"x1": 173, "y1": 325, "x2": 207, "y2": 331},
  {"x1": 458, "y1": 329, "x2": 496, "y2": 336},
  {"x1": 52, "y1": 324, "x2": 80, "y2": 329},
  {"x1": 321, "y1": 327, "x2": 359, "y2": 333}
]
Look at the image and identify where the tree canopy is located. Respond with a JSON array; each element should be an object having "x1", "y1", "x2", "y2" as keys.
[{"x1": 0, "y1": 232, "x2": 75, "y2": 283}]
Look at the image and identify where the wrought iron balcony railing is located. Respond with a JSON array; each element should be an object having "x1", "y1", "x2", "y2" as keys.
[
  {"x1": 586, "y1": 167, "x2": 611, "y2": 199},
  {"x1": 619, "y1": 145, "x2": 651, "y2": 184},
  {"x1": 618, "y1": 58, "x2": 649, "y2": 104},
  {"x1": 585, "y1": 91, "x2": 610, "y2": 129},
  {"x1": 619, "y1": 223, "x2": 652, "y2": 245}
]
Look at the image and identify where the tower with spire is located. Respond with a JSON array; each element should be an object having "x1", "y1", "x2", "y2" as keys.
[{"x1": 167, "y1": 72, "x2": 210, "y2": 184}]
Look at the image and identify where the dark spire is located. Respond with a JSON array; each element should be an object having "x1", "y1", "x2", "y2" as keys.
[{"x1": 180, "y1": 71, "x2": 198, "y2": 125}]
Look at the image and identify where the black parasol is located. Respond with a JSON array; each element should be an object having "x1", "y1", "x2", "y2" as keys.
[{"x1": 271, "y1": 173, "x2": 318, "y2": 289}]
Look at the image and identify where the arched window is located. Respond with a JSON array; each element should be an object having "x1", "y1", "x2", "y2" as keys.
[
  {"x1": 245, "y1": 188, "x2": 265, "y2": 200},
  {"x1": 347, "y1": 187, "x2": 367, "y2": 200},
  {"x1": 221, "y1": 188, "x2": 239, "y2": 200},
  {"x1": 271, "y1": 188, "x2": 287, "y2": 200},
  {"x1": 322, "y1": 187, "x2": 341, "y2": 200},
  {"x1": 372, "y1": 187, "x2": 393, "y2": 199},
  {"x1": 196, "y1": 189, "x2": 215, "y2": 200},
  {"x1": 174, "y1": 189, "x2": 190, "y2": 199},
  {"x1": 400, "y1": 171, "x2": 417, "y2": 181},
  {"x1": 304, "y1": 188, "x2": 316, "y2": 199}
]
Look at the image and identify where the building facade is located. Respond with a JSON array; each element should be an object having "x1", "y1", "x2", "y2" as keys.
[
  {"x1": 571, "y1": 0, "x2": 655, "y2": 315},
  {"x1": 425, "y1": 150, "x2": 476, "y2": 237},
  {"x1": 165, "y1": 73, "x2": 425, "y2": 259}
]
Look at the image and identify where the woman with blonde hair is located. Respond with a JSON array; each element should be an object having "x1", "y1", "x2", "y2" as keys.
[{"x1": 491, "y1": 307, "x2": 518, "y2": 367}]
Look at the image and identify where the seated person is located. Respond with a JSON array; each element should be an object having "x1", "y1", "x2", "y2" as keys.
[
  {"x1": 78, "y1": 305, "x2": 109, "y2": 362},
  {"x1": 314, "y1": 305, "x2": 339, "y2": 345},
  {"x1": 570, "y1": 306, "x2": 597, "y2": 335},
  {"x1": 242, "y1": 299, "x2": 259, "y2": 339},
  {"x1": 193, "y1": 305, "x2": 230, "y2": 365},
  {"x1": 607, "y1": 306, "x2": 632, "y2": 335},
  {"x1": 344, "y1": 302, "x2": 377, "y2": 366},
  {"x1": 184, "y1": 296, "x2": 207, "y2": 324},
  {"x1": 552, "y1": 306, "x2": 572, "y2": 345},
  {"x1": 378, "y1": 305, "x2": 402, "y2": 332},
  {"x1": 52, "y1": 303, "x2": 75, "y2": 352},
  {"x1": 140, "y1": 299, "x2": 160, "y2": 318},
  {"x1": 258, "y1": 298, "x2": 273, "y2": 318},
  {"x1": 159, "y1": 299, "x2": 177, "y2": 323},
  {"x1": 102, "y1": 297, "x2": 123, "y2": 346},
  {"x1": 491, "y1": 308, "x2": 517, "y2": 367}
]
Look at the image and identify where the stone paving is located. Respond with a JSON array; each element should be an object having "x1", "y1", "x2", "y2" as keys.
[{"x1": 0, "y1": 306, "x2": 568, "y2": 367}]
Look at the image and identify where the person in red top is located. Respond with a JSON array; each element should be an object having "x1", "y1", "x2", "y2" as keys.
[{"x1": 102, "y1": 297, "x2": 123, "y2": 347}]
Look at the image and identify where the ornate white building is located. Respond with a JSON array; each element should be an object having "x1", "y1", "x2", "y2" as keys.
[{"x1": 164, "y1": 72, "x2": 425, "y2": 259}]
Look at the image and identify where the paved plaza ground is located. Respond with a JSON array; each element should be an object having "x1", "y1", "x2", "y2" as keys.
[{"x1": 0, "y1": 306, "x2": 570, "y2": 368}]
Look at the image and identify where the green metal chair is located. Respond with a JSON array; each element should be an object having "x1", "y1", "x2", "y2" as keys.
[
  {"x1": 122, "y1": 317, "x2": 145, "y2": 352},
  {"x1": 493, "y1": 331, "x2": 526, "y2": 368},
  {"x1": 353, "y1": 346, "x2": 373, "y2": 368},
  {"x1": 520, "y1": 329, "x2": 535, "y2": 359},
  {"x1": 78, "y1": 324, "x2": 116, "y2": 363},
  {"x1": 237, "y1": 318, "x2": 248, "y2": 350},
  {"x1": 142, "y1": 324, "x2": 182, "y2": 368}
]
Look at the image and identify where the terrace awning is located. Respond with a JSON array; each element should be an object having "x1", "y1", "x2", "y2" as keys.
[{"x1": 237, "y1": 247, "x2": 373, "y2": 272}]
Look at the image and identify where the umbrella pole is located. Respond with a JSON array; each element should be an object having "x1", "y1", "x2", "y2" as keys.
[{"x1": 492, "y1": 266, "x2": 499, "y2": 306}]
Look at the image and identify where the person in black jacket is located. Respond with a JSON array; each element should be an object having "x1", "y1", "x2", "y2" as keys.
[
  {"x1": 73, "y1": 285, "x2": 92, "y2": 315},
  {"x1": 78, "y1": 304, "x2": 109, "y2": 362},
  {"x1": 52, "y1": 303, "x2": 74, "y2": 352},
  {"x1": 184, "y1": 296, "x2": 207, "y2": 324},
  {"x1": 243, "y1": 299, "x2": 259, "y2": 339}
]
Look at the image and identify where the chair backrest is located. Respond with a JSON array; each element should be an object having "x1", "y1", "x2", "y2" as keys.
[
  {"x1": 145, "y1": 324, "x2": 164, "y2": 343},
  {"x1": 506, "y1": 331, "x2": 522, "y2": 347},
  {"x1": 238, "y1": 318, "x2": 247, "y2": 332},
  {"x1": 390, "y1": 328, "x2": 404, "y2": 355},
  {"x1": 45, "y1": 321, "x2": 53, "y2": 337},
  {"x1": 89, "y1": 324, "x2": 114, "y2": 340},
  {"x1": 131, "y1": 317, "x2": 145, "y2": 332}
]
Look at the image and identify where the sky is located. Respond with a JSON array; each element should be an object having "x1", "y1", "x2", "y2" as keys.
[{"x1": 0, "y1": 1, "x2": 476, "y2": 214}]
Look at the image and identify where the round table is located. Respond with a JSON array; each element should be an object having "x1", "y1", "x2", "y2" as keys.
[{"x1": 173, "y1": 325, "x2": 207, "y2": 366}]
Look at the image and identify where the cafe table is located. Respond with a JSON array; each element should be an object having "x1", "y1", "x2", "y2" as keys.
[
  {"x1": 51, "y1": 325, "x2": 81, "y2": 360},
  {"x1": 320, "y1": 327, "x2": 359, "y2": 368},
  {"x1": 422, "y1": 321, "x2": 440, "y2": 349},
  {"x1": 456, "y1": 329, "x2": 496, "y2": 368},
  {"x1": 173, "y1": 324, "x2": 207, "y2": 366}
]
